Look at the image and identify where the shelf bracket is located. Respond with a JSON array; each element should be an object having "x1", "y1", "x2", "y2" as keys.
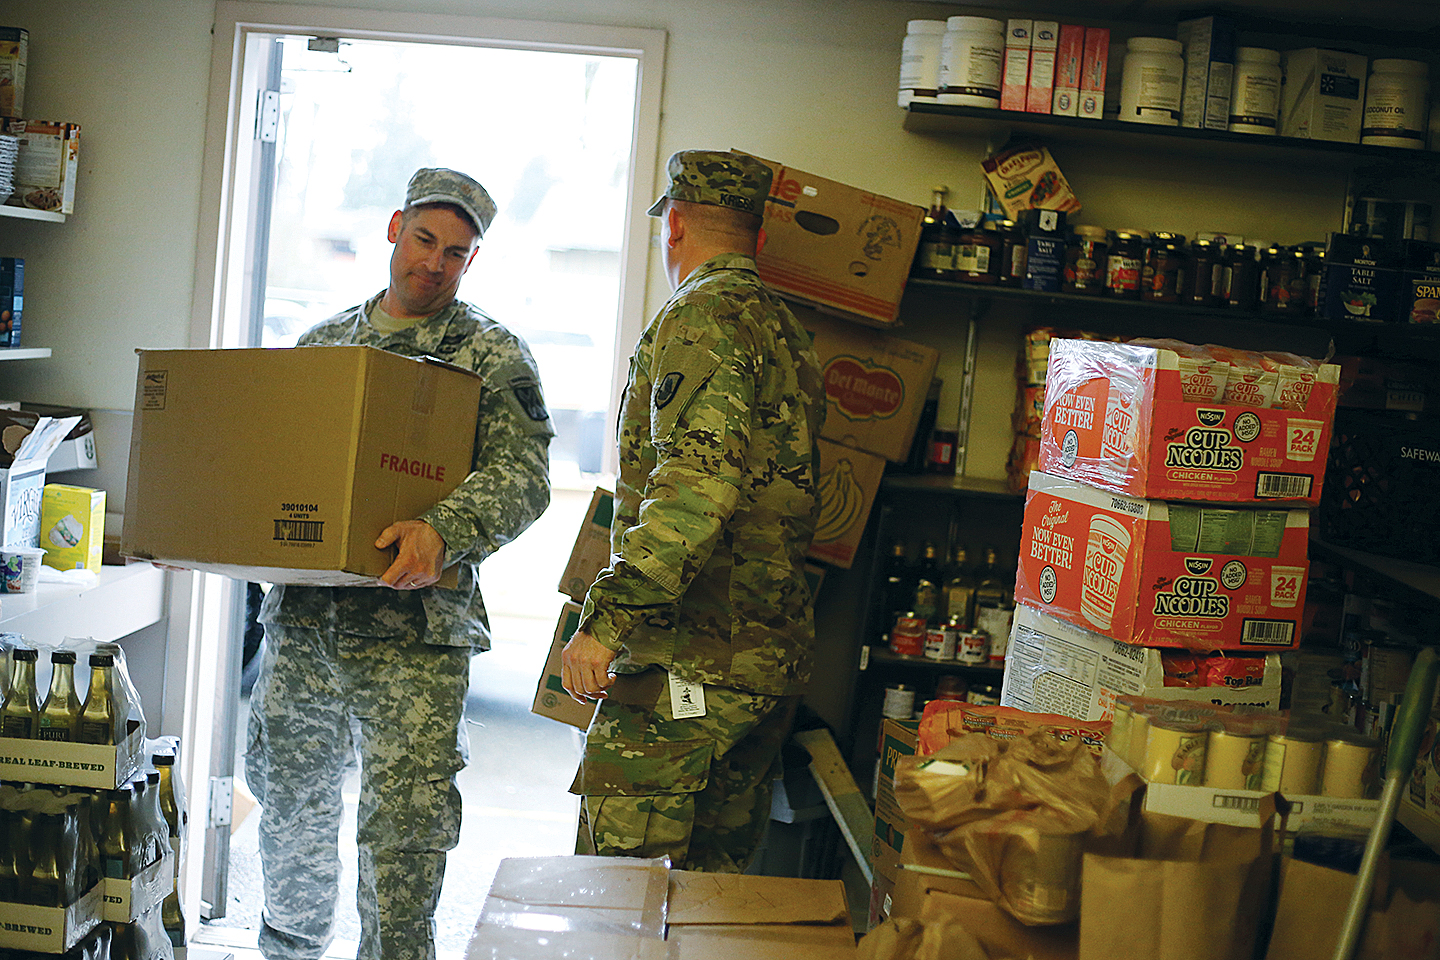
[{"x1": 953, "y1": 296, "x2": 988, "y2": 476}]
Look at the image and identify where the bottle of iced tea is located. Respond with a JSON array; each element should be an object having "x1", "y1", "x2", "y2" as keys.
[
  {"x1": 39, "y1": 650, "x2": 82, "y2": 742},
  {"x1": 0, "y1": 648, "x2": 40, "y2": 739},
  {"x1": 78, "y1": 653, "x2": 117, "y2": 745}
]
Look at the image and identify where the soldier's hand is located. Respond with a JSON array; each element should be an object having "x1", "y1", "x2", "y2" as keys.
[
  {"x1": 377, "y1": 520, "x2": 446, "y2": 590},
  {"x1": 562, "y1": 629, "x2": 619, "y2": 703}
]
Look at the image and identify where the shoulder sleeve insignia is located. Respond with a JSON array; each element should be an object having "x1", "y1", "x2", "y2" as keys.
[
  {"x1": 654, "y1": 371, "x2": 684, "y2": 410},
  {"x1": 509, "y1": 376, "x2": 550, "y2": 422}
]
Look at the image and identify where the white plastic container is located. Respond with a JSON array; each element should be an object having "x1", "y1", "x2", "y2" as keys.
[
  {"x1": 1362, "y1": 58, "x2": 1430, "y2": 148},
  {"x1": 1119, "y1": 37, "x2": 1185, "y2": 126},
  {"x1": 899, "y1": 19, "x2": 947, "y2": 107},
  {"x1": 1228, "y1": 47, "x2": 1281, "y2": 134},
  {"x1": 938, "y1": 16, "x2": 1005, "y2": 107}
]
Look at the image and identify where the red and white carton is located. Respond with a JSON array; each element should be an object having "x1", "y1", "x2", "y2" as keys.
[
  {"x1": 1051, "y1": 24, "x2": 1086, "y2": 116},
  {"x1": 1000, "y1": 19, "x2": 1033, "y2": 112},
  {"x1": 1026, "y1": 21, "x2": 1060, "y2": 114},
  {"x1": 1038, "y1": 338, "x2": 1339, "y2": 505},
  {"x1": 1079, "y1": 27, "x2": 1109, "y2": 119},
  {"x1": 1016, "y1": 470, "x2": 1309, "y2": 650}
]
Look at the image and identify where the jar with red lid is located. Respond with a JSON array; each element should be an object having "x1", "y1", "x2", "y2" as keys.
[
  {"x1": 954, "y1": 220, "x2": 1001, "y2": 283},
  {"x1": 1142, "y1": 232, "x2": 1188, "y2": 303},
  {"x1": 1104, "y1": 230, "x2": 1148, "y2": 298},
  {"x1": 1062, "y1": 224, "x2": 1108, "y2": 295},
  {"x1": 1184, "y1": 238, "x2": 1223, "y2": 306},
  {"x1": 995, "y1": 219, "x2": 1025, "y2": 287}
]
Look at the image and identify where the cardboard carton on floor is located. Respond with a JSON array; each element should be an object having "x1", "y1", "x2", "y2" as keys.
[
  {"x1": 749, "y1": 155, "x2": 925, "y2": 329},
  {"x1": 1015, "y1": 471, "x2": 1310, "y2": 650},
  {"x1": 799, "y1": 308, "x2": 940, "y2": 462},
  {"x1": 122, "y1": 346, "x2": 480, "y2": 587},
  {"x1": 532, "y1": 601, "x2": 597, "y2": 730},
  {"x1": 469, "y1": 855, "x2": 855, "y2": 959},
  {"x1": 558, "y1": 487, "x2": 613, "y2": 602}
]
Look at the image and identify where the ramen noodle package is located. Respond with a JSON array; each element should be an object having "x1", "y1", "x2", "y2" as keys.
[
  {"x1": 1016, "y1": 470, "x2": 1309, "y2": 649},
  {"x1": 1039, "y1": 337, "x2": 1339, "y2": 504},
  {"x1": 2, "y1": 118, "x2": 81, "y2": 214}
]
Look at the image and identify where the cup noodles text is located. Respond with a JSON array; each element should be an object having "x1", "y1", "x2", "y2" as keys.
[
  {"x1": 1039, "y1": 337, "x2": 1339, "y2": 505},
  {"x1": 1016, "y1": 470, "x2": 1308, "y2": 650}
]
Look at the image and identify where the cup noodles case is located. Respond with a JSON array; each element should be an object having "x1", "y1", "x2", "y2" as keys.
[
  {"x1": 1016, "y1": 471, "x2": 1309, "y2": 649},
  {"x1": 1039, "y1": 337, "x2": 1339, "y2": 505}
]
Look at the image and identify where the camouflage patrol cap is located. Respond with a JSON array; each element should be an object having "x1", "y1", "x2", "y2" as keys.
[
  {"x1": 647, "y1": 150, "x2": 772, "y2": 218},
  {"x1": 405, "y1": 167, "x2": 497, "y2": 237}
]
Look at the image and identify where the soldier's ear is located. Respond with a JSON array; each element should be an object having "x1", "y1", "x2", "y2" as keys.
[{"x1": 665, "y1": 204, "x2": 685, "y2": 247}]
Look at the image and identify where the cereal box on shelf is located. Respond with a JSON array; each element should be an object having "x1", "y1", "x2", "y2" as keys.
[
  {"x1": 1015, "y1": 470, "x2": 1309, "y2": 650},
  {"x1": 1038, "y1": 338, "x2": 1339, "y2": 505}
]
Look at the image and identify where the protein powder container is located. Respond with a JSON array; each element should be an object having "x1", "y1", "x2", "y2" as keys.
[
  {"x1": 1118, "y1": 37, "x2": 1184, "y2": 126},
  {"x1": 1362, "y1": 59, "x2": 1430, "y2": 148},
  {"x1": 899, "y1": 20, "x2": 947, "y2": 107},
  {"x1": 938, "y1": 16, "x2": 1005, "y2": 107},
  {"x1": 1228, "y1": 47, "x2": 1281, "y2": 135}
]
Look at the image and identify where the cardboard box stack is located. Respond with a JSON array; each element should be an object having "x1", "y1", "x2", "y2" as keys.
[
  {"x1": 1003, "y1": 337, "x2": 1342, "y2": 726},
  {"x1": 0, "y1": 638, "x2": 182, "y2": 957},
  {"x1": 797, "y1": 307, "x2": 939, "y2": 571}
]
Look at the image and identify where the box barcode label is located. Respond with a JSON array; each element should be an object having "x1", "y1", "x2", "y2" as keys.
[
  {"x1": 1255, "y1": 473, "x2": 1312, "y2": 499},
  {"x1": 273, "y1": 519, "x2": 325, "y2": 542},
  {"x1": 1240, "y1": 619, "x2": 1294, "y2": 646},
  {"x1": 1211, "y1": 794, "x2": 1261, "y2": 812}
]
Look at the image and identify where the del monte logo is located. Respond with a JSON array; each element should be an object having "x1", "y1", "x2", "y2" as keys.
[{"x1": 824, "y1": 355, "x2": 904, "y2": 421}]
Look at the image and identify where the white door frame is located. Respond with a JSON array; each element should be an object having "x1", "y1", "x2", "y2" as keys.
[{"x1": 177, "y1": 0, "x2": 664, "y2": 925}]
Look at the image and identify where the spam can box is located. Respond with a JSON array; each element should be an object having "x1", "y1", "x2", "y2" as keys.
[
  {"x1": 1015, "y1": 470, "x2": 1309, "y2": 649},
  {"x1": 1038, "y1": 337, "x2": 1339, "y2": 505}
]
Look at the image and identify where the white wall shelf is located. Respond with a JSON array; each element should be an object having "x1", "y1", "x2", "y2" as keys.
[
  {"x1": 0, "y1": 562, "x2": 166, "y2": 647},
  {"x1": 0, "y1": 205, "x2": 66, "y2": 224},
  {"x1": 0, "y1": 348, "x2": 52, "y2": 360}
]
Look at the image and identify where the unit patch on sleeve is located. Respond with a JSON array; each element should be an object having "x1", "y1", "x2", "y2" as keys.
[{"x1": 654, "y1": 372, "x2": 685, "y2": 410}]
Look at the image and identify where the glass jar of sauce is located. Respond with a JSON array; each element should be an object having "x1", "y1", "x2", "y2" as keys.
[
  {"x1": 1222, "y1": 243, "x2": 1260, "y2": 310},
  {"x1": 1184, "y1": 238, "x2": 1222, "y2": 307},
  {"x1": 1261, "y1": 245, "x2": 1309, "y2": 315},
  {"x1": 1142, "y1": 232, "x2": 1188, "y2": 303},
  {"x1": 995, "y1": 219, "x2": 1025, "y2": 287},
  {"x1": 954, "y1": 220, "x2": 1001, "y2": 283},
  {"x1": 1104, "y1": 230, "x2": 1148, "y2": 299},
  {"x1": 1062, "y1": 224, "x2": 1108, "y2": 295}
]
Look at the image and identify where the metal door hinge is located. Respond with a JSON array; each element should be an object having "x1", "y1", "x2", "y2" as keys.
[
  {"x1": 256, "y1": 90, "x2": 280, "y2": 142},
  {"x1": 209, "y1": 776, "x2": 234, "y2": 828}
]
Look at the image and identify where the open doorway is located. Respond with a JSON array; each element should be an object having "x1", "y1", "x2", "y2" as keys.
[{"x1": 188, "y1": 7, "x2": 664, "y2": 956}]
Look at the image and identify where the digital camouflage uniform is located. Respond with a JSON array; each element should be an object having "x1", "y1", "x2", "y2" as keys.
[
  {"x1": 250, "y1": 270, "x2": 553, "y2": 957},
  {"x1": 573, "y1": 151, "x2": 825, "y2": 872}
]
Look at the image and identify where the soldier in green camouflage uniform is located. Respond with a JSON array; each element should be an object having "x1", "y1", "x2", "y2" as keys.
[
  {"x1": 248, "y1": 168, "x2": 552, "y2": 960},
  {"x1": 562, "y1": 150, "x2": 824, "y2": 872}
]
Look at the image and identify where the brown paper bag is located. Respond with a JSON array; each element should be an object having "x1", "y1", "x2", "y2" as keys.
[
  {"x1": 894, "y1": 731, "x2": 1141, "y2": 927},
  {"x1": 1265, "y1": 856, "x2": 1440, "y2": 960},
  {"x1": 1079, "y1": 823, "x2": 1273, "y2": 960}
]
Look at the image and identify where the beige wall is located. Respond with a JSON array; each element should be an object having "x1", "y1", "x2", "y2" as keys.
[{"x1": 5, "y1": 0, "x2": 1350, "y2": 479}]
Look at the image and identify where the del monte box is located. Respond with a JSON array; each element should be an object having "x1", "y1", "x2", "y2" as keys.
[
  {"x1": 122, "y1": 346, "x2": 480, "y2": 586},
  {"x1": 800, "y1": 308, "x2": 940, "y2": 462}
]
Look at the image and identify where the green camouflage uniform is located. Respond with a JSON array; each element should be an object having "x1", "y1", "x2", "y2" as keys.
[
  {"x1": 573, "y1": 151, "x2": 825, "y2": 872},
  {"x1": 250, "y1": 282, "x2": 552, "y2": 960}
]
